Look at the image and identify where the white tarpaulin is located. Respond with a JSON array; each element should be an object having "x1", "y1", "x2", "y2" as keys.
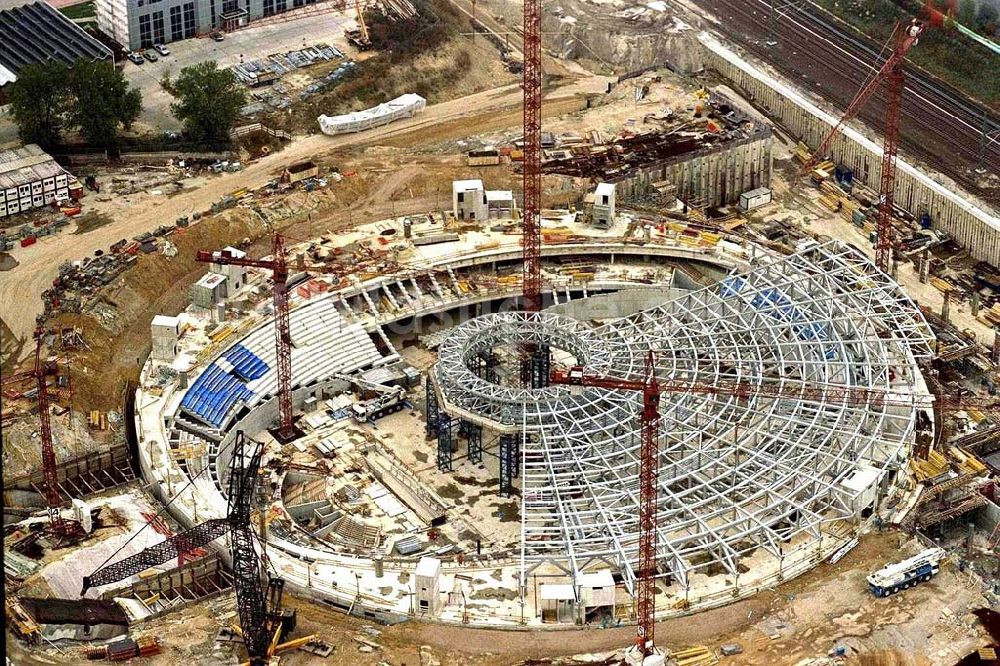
[{"x1": 318, "y1": 93, "x2": 426, "y2": 136}]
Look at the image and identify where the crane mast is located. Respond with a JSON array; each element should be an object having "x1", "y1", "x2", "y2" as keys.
[
  {"x1": 34, "y1": 329, "x2": 66, "y2": 534},
  {"x1": 549, "y1": 351, "x2": 661, "y2": 656},
  {"x1": 801, "y1": 20, "x2": 924, "y2": 273},
  {"x1": 197, "y1": 235, "x2": 298, "y2": 442},
  {"x1": 2, "y1": 330, "x2": 76, "y2": 536},
  {"x1": 82, "y1": 432, "x2": 280, "y2": 666},
  {"x1": 521, "y1": 0, "x2": 542, "y2": 313}
]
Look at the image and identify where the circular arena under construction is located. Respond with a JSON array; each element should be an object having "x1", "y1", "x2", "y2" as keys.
[{"x1": 108, "y1": 214, "x2": 939, "y2": 632}]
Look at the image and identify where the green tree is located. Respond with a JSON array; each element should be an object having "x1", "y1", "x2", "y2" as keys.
[
  {"x1": 65, "y1": 60, "x2": 142, "y2": 147},
  {"x1": 8, "y1": 62, "x2": 70, "y2": 148},
  {"x1": 976, "y1": 2, "x2": 998, "y2": 32},
  {"x1": 169, "y1": 62, "x2": 247, "y2": 145},
  {"x1": 957, "y1": 0, "x2": 977, "y2": 25}
]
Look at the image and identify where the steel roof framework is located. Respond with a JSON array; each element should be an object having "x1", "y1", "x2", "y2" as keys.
[{"x1": 433, "y1": 241, "x2": 934, "y2": 593}]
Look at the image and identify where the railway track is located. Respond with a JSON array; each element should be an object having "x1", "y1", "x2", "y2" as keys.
[{"x1": 694, "y1": 0, "x2": 1000, "y2": 208}]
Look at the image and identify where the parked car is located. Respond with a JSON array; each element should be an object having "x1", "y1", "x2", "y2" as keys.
[
  {"x1": 211, "y1": 31, "x2": 225, "y2": 41},
  {"x1": 153, "y1": 44, "x2": 170, "y2": 56},
  {"x1": 127, "y1": 51, "x2": 144, "y2": 65},
  {"x1": 143, "y1": 50, "x2": 158, "y2": 62}
]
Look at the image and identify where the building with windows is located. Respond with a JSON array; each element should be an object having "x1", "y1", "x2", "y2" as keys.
[
  {"x1": 0, "y1": 144, "x2": 72, "y2": 219},
  {"x1": 97, "y1": 0, "x2": 197, "y2": 50},
  {"x1": 96, "y1": 0, "x2": 321, "y2": 50}
]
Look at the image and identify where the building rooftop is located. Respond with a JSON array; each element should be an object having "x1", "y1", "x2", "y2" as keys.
[
  {"x1": 415, "y1": 556, "x2": 441, "y2": 578},
  {"x1": 0, "y1": 143, "x2": 66, "y2": 190},
  {"x1": 0, "y1": 1, "x2": 112, "y2": 85},
  {"x1": 195, "y1": 272, "x2": 227, "y2": 289},
  {"x1": 540, "y1": 584, "x2": 575, "y2": 600},
  {"x1": 577, "y1": 570, "x2": 614, "y2": 588},
  {"x1": 151, "y1": 314, "x2": 180, "y2": 327},
  {"x1": 452, "y1": 179, "x2": 484, "y2": 192}
]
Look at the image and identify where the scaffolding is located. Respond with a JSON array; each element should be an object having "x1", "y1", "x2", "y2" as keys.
[
  {"x1": 431, "y1": 240, "x2": 936, "y2": 592},
  {"x1": 465, "y1": 421, "x2": 483, "y2": 465},
  {"x1": 499, "y1": 434, "x2": 518, "y2": 497},
  {"x1": 437, "y1": 413, "x2": 455, "y2": 472}
]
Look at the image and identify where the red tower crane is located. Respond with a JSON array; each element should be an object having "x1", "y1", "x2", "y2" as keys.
[
  {"x1": 521, "y1": 0, "x2": 542, "y2": 312},
  {"x1": 2, "y1": 328, "x2": 69, "y2": 534},
  {"x1": 197, "y1": 235, "x2": 298, "y2": 442},
  {"x1": 33, "y1": 329, "x2": 66, "y2": 534},
  {"x1": 548, "y1": 350, "x2": 996, "y2": 656},
  {"x1": 549, "y1": 351, "x2": 661, "y2": 656},
  {"x1": 801, "y1": 19, "x2": 925, "y2": 273}
]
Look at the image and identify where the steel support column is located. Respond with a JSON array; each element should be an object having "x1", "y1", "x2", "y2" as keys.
[
  {"x1": 466, "y1": 422, "x2": 483, "y2": 465},
  {"x1": 425, "y1": 375, "x2": 438, "y2": 439},
  {"x1": 500, "y1": 434, "x2": 517, "y2": 496},
  {"x1": 437, "y1": 413, "x2": 455, "y2": 472}
]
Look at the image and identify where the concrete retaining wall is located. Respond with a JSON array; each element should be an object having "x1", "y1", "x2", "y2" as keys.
[
  {"x1": 614, "y1": 129, "x2": 774, "y2": 209},
  {"x1": 548, "y1": 287, "x2": 686, "y2": 319},
  {"x1": 699, "y1": 33, "x2": 1000, "y2": 267}
]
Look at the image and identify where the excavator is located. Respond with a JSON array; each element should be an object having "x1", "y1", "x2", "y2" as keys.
[{"x1": 345, "y1": 0, "x2": 372, "y2": 50}]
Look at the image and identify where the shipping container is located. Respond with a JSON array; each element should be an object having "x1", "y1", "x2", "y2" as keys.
[
  {"x1": 283, "y1": 161, "x2": 319, "y2": 183},
  {"x1": 467, "y1": 149, "x2": 500, "y2": 166},
  {"x1": 738, "y1": 187, "x2": 772, "y2": 211}
]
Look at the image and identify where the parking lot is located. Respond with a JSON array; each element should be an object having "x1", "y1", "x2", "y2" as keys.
[{"x1": 125, "y1": 4, "x2": 357, "y2": 131}]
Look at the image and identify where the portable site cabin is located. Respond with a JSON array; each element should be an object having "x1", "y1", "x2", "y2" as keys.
[
  {"x1": 415, "y1": 556, "x2": 442, "y2": 616},
  {"x1": 452, "y1": 179, "x2": 487, "y2": 221},
  {"x1": 539, "y1": 583, "x2": 575, "y2": 623}
]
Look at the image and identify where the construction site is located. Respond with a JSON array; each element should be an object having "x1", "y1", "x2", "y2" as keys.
[{"x1": 2, "y1": 1, "x2": 1000, "y2": 665}]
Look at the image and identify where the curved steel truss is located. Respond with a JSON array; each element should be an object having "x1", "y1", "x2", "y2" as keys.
[{"x1": 433, "y1": 241, "x2": 934, "y2": 590}]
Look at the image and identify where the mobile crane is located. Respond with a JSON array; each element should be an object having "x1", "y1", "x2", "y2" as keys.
[
  {"x1": 867, "y1": 547, "x2": 946, "y2": 597},
  {"x1": 334, "y1": 373, "x2": 408, "y2": 422},
  {"x1": 345, "y1": 0, "x2": 372, "y2": 50},
  {"x1": 82, "y1": 432, "x2": 296, "y2": 666}
]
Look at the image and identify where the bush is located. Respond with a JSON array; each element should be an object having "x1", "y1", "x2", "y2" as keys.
[{"x1": 813, "y1": 0, "x2": 1000, "y2": 104}]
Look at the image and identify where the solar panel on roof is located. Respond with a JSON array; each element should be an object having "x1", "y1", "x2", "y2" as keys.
[{"x1": 0, "y1": 2, "x2": 111, "y2": 80}]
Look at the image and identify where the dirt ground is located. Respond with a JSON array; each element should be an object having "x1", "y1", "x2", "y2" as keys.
[
  {"x1": 5, "y1": 531, "x2": 989, "y2": 666},
  {"x1": 3, "y1": 14, "x2": 997, "y2": 666},
  {"x1": 0, "y1": 71, "x2": 604, "y2": 373}
]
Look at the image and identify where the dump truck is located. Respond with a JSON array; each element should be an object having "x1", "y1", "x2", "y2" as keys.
[
  {"x1": 866, "y1": 547, "x2": 945, "y2": 597},
  {"x1": 282, "y1": 161, "x2": 319, "y2": 184}
]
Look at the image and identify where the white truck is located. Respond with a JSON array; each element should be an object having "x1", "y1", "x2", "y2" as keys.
[
  {"x1": 351, "y1": 385, "x2": 407, "y2": 422},
  {"x1": 866, "y1": 547, "x2": 946, "y2": 597},
  {"x1": 336, "y1": 373, "x2": 408, "y2": 423}
]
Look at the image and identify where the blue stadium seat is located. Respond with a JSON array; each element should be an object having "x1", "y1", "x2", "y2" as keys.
[{"x1": 181, "y1": 360, "x2": 258, "y2": 428}]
